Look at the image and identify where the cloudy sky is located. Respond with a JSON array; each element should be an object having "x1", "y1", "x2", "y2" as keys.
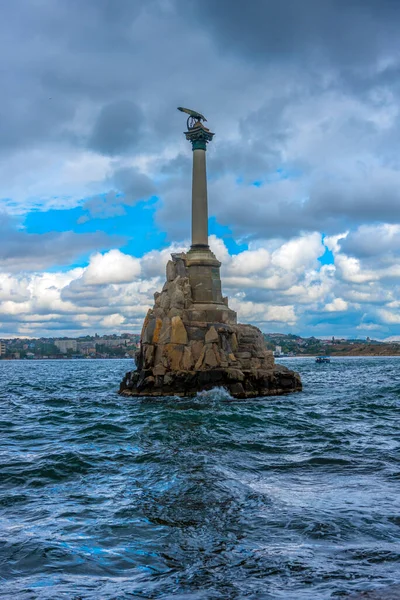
[{"x1": 1, "y1": 0, "x2": 400, "y2": 340}]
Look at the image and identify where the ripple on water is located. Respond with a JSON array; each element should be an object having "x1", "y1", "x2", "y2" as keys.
[{"x1": 0, "y1": 357, "x2": 399, "y2": 599}]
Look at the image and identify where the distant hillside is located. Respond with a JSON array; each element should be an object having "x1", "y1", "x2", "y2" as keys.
[
  {"x1": 326, "y1": 342, "x2": 400, "y2": 356},
  {"x1": 262, "y1": 333, "x2": 400, "y2": 356}
]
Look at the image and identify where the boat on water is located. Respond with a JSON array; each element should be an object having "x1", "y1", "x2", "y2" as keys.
[{"x1": 315, "y1": 356, "x2": 331, "y2": 363}]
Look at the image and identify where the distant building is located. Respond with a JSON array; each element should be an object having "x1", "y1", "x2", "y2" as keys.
[
  {"x1": 100, "y1": 338, "x2": 130, "y2": 348},
  {"x1": 274, "y1": 345, "x2": 282, "y2": 357},
  {"x1": 0, "y1": 341, "x2": 6, "y2": 355},
  {"x1": 77, "y1": 342, "x2": 96, "y2": 355},
  {"x1": 79, "y1": 342, "x2": 96, "y2": 355},
  {"x1": 55, "y1": 339, "x2": 78, "y2": 353}
]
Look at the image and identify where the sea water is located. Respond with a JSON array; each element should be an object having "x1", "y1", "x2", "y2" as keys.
[{"x1": 0, "y1": 357, "x2": 399, "y2": 599}]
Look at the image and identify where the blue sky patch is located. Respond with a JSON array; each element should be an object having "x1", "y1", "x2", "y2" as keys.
[{"x1": 319, "y1": 236, "x2": 335, "y2": 266}]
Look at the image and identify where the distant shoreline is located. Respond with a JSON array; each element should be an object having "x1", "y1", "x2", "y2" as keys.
[
  {"x1": 0, "y1": 356, "x2": 134, "y2": 361},
  {"x1": 2, "y1": 354, "x2": 400, "y2": 362},
  {"x1": 280, "y1": 353, "x2": 400, "y2": 358}
]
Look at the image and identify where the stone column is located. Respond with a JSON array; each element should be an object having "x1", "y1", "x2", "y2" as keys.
[
  {"x1": 191, "y1": 147, "x2": 208, "y2": 247},
  {"x1": 184, "y1": 121, "x2": 214, "y2": 250}
]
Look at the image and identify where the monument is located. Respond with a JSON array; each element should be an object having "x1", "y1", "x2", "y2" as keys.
[{"x1": 119, "y1": 108, "x2": 302, "y2": 398}]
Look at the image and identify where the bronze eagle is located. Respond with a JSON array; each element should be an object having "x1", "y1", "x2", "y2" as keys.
[{"x1": 177, "y1": 107, "x2": 207, "y2": 122}]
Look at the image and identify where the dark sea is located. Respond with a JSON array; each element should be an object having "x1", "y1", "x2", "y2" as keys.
[{"x1": 1, "y1": 357, "x2": 399, "y2": 600}]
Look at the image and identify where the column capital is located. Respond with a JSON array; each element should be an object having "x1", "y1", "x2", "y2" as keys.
[{"x1": 184, "y1": 122, "x2": 215, "y2": 151}]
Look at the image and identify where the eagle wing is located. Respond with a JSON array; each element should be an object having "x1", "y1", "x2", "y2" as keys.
[{"x1": 177, "y1": 106, "x2": 207, "y2": 121}]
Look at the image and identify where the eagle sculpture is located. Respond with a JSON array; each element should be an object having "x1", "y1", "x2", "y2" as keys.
[{"x1": 177, "y1": 106, "x2": 207, "y2": 122}]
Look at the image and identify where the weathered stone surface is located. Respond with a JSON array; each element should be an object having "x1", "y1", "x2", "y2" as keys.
[
  {"x1": 183, "y1": 281, "x2": 192, "y2": 305},
  {"x1": 187, "y1": 310, "x2": 207, "y2": 322},
  {"x1": 158, "y1": 318, "x2": 171, "y2": 344},
  {"x1": 236, "y1": 351, "x2": 251, "y2": 359},
  {"x1": 166, "y1": 260, "x2": 176, "y2": 281},
  {"x1": 170, "y1": 286, "x2": 185, "y2": 309},
  {"x1": 229, "y1": 382, "x2": 245, "y2": 397},
  {"x1": 142, "y1": 318, "x2": 156, "y2": 344},
  {"x1": 141, "y1": 310, "x2": 151, "y2": 339},
  {"x1": 143, "y1": 375, "x2": 155, "y2": 387},
  {"x1": 262, "y1": 355, "x2": 274, "y2": 369},
  {"x1": 218, "y1": 348, "x2": 228, "y2": 365},
  {"x1": 170, "y1": 316, "x2": 188, "y2": 344},
  {"x1": 221, "y1": 335, "x2": 232, "y2": 354},
  {"x1": 186, "y1": 326, "x2": 206, "y2": 341},
  {"x1": 119, "y1": 252, "x2": 302, "y2": 399},
  {"x1": 227, "y1": 368, "x2": 244, "y2": 381},
  {"x1": 160, "y1": 292, "x2": 170, "y2": 311},
  {"x1": 182, "y1": 346, "x2": 194, "y2": 370},
  {"x1": 153, "y1": 307, "x2": 165, "y2": 319},
  {"x1": 152, "y1": 318, "x2": 163, "y2": 344},
  {"x1": 205, "y1": 346, "x2": 218, "y2": 367},
  {"x1": 164, "y1": 373, "x2": 173, "y2": 386},
  {"x1": 154, "y1": 344, "x2": 165, "y2": 367},
  {"x1": 144, "y1": 344, "x2": 154, "y2": 368},
  {"x1": 164, "y1": 343, "x2": 183, "y2": 370},
  {"x1": 171, "y1": 253, "x2": 188, "y2": 277},
  {"x1": 153, "y1": 364, "x2": 166, "y2": 376},
  {"x1": 205, "y1": 326, "x2": 218, "y2": 344},
  {"x1": 194, "y1": 346, "x2": 206, "y2": 370}
]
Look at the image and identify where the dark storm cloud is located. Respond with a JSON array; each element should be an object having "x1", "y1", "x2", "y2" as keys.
[
  {"x1": 88, "y1": 101, "x2": 145, "y2": 155},
  {"x1": 1, "y1": 0, "x2": 398, "y2": 153},
  {"x1": 78, "y1": 168, "x2": 156, "y2": 221},
  {"x1": 1, "y1": 0, "x2": 400, "y2": 240},
  {"x1": 185, "y1": 0, "x2": 400, "y2": 68},
  {"x1": 0, "y1": 0, "x2": 153, "y2": 154},
  {"x1": 113, "y1": 167, "x2": 156, "y2": 204}
]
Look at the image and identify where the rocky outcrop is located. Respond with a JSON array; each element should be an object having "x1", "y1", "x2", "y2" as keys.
[{"x1": 119, "y1": 253, "x2": 302, "y2": 399}]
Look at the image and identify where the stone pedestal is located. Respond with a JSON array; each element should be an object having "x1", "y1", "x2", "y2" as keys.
[
  {"x1": 119, "y1": 254, "x2": 302, "y2": 399},
  {"x1": 186, "y1": 246, "x2": 224, "y2": 305}
]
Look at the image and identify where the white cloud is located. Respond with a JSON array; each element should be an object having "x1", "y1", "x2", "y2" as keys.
[
  {"x1": 100, "y1": 313, "x2": 126, "y2": 328},
  {"x1": 1, "y1": 226, "x2": 400, "y2": 338},
  {"x1": 324, "y1": 232, "x2": 348, "y2": 254},
  {"x1": 271, "y1": 232, "x2": 324, "y2": 270},
  {"x1": 82, "y1": 249, "x2": 141, "y2": 285},
  {"x1": 335, "y1": 255, "x2": 378, "y2": 284},
  {"x1": 324, "y1": 298, "x2": 348, "y2": 312},
  {"x1": 377, "y1": 309, "x2": 400, "y2": 325}
]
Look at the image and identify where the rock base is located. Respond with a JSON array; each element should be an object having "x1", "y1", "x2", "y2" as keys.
[
  {"x1": 119, "y1": 361, "x2": 301, "y2": 398},
  {"x1": 119, "y1": 252, "x2": 302, "y2": 399}
]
